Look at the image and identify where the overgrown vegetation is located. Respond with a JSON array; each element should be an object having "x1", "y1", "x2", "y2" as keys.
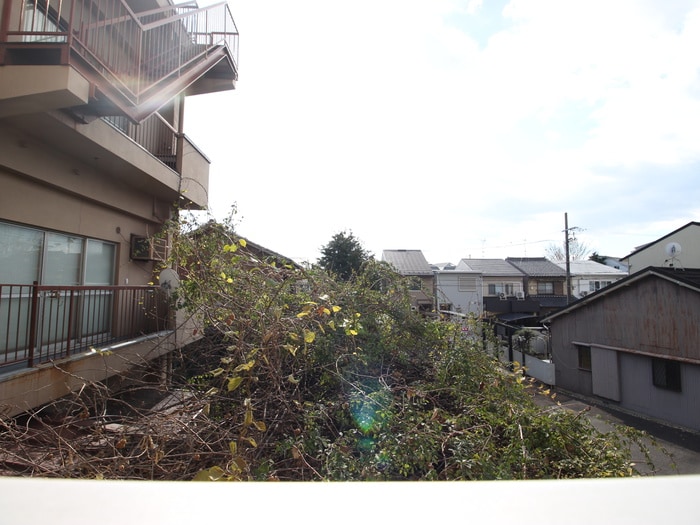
[{"x1": 0, "y1": 216, "x2": 656, "y2": 480}]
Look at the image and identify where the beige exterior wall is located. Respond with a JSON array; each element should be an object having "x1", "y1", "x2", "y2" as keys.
[
  {"x1": 626, "y1": 224, "x2": 700, "y2": 274},
  {"x1": 481, "y1": 277, "x2": 524, "y2": 297},
  {"x1": 0, "y1": 119, "x2": 173, "y2": 286}
]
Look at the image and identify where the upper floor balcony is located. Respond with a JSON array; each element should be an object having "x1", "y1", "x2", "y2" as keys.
[{"x1": 0, "y1": 0, "x2": 238, "y2": 209}]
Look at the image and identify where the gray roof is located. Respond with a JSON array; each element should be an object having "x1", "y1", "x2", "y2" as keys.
[
  {"x1": 552, "y1": 260, "x2": 627, "y2": 276},
  {"x1": 456, "y1": 258, "x2": 524, "y2": 277},
  {"x1": 506, "y1": 257, "x2": 567, "y2": 277},
  {"x1": 382, "y1": 250, "x2": 433, "y2": 276},
  {"x1": 544, "y1": 266, "x2": 700, "y2": 323}
]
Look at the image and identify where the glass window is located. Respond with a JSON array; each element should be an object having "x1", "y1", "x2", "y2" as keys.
[
  {"x1": 652, "y1": 358, "x2": 681, "y2": 392},
  {"x1": 85, "y1": 240, "x2": 115, "y2": 285},
  {"x1": 577, "y1": 345, "x2": 591, "y2": 371},
  {"x1": 537, "y1": 282, "x2": 554, "y2": 294},
  {"x1": 0, "y1": 223, "x2": 42, "y2": 284},
  {"x1": 44, "y1": 233, "x2": 83, "y2": 285}
]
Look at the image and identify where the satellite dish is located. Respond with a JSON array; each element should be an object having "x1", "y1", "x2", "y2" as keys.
[
  {"x1": 159, "y1": 268, "x2": 180, "y2": 292},
  {"x1": 665, "y1": 242, "x2": 682, "y2": 258}
]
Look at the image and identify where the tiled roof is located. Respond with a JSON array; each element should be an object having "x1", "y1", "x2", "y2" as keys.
[
  {"x1": 456, "y1": 258, "x2": 524, "y2": 276},
  {"x1": 382, "y1": 250, "x2": 433, "y2": 276},
  {"x1": 506, "y1": 257, "x2": 566, "y2": 277}
]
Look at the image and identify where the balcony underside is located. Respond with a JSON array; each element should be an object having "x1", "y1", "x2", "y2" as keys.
[{"x1": 0, "y1": 44, "x2": 236, "y2": 122}]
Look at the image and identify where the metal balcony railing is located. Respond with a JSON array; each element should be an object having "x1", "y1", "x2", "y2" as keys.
[
  {"x1": 104, "y1": 112, "x2": 179, "y2": 169},
  {"x1": 1, "y1": 0, "x2": 239, "y2": 106},
  {"x1": 0, "y1": 283, "x2": 171, "y2": 369}
]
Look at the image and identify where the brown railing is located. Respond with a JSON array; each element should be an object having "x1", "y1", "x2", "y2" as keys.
[
  {"x1": 2, "y1": 0, "x2": 239, "y2": 104},
  {"x1": 0, "y1": 283, "x2": 171, "y2": 369},
  {"x1": 104, "y1": 112, "x2": 178, "y2": 169}
]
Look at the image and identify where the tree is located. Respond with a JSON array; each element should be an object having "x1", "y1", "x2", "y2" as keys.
[
  {"x1": 545, "y1": 237, "x2": 591, "y2": 261},
  {"x1": 317, "y1": 230, "x2": 373, "y2": 281},
  {"x1": 589, "y1": 252, "x2": 607, "y2": 264}
]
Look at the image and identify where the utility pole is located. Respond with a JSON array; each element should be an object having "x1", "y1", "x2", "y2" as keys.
[
  {"x1": 564, "y1": 213, "x2": 571, "y2": 305},
  {"x1": 563, "y1": 213, "x2": 582, "y2": 305}
]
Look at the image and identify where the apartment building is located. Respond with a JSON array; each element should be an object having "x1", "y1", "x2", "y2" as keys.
[{"x1": 0, "y1": 0, "x2": 238, "y2": 416}]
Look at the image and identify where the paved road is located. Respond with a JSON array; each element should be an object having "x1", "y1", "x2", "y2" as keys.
[{"x1": 531, "y1": 387, "x2": 700, "y2": 476}]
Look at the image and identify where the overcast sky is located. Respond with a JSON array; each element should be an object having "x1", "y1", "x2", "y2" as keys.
[{"x1": 185, "y1": 0, "x2": 700, "y2": 265}]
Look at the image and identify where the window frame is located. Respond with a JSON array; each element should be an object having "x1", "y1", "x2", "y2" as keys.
[
  {"x1": 537, "y1": 281, "x2": 554, "y2": 295},
  {"x1": 577, "y1": 345, "x2": 592, "y2": 371},
  {"x1": 652, "y1": 358, "x2": 682, "y2": 392}
]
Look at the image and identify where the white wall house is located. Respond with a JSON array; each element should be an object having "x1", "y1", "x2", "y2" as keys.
[
  {"x1": 553, "y1": 260, "x2": 628, "y2": 298},
  {"x1": 622, "y1": 221, "x2": 700, "y2": 274},
  {"x1": 434, "y1": 270, "x2": 483, "y2": 316}
]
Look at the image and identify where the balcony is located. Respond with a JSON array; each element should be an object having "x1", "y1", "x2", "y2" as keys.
[
  {"x1": 0, "y1": 283, "x2": 171, "y2": 369},
  {"x1": 0, "y1": 0, "x2": 237, "y2": 208},
  {"x1": 0, "y1": 0, "x2": 239, "y2": 121}
]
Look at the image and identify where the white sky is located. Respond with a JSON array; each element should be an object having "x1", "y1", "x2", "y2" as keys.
[{"x1": 185, "y1": 0, "x2": 700, "y2": 265}]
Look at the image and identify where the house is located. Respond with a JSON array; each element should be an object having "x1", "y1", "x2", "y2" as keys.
[
  {"x1": 505, "y1": 257, "x2": 568, "y2": 316},
  {"x1": 600, "y1": 256, "x2": 629, "y2": 273},
  {"x1": 544, "y1": 266, "x2": 700, "y2": 432},
  {"x1": 455, "y1": 258, "x2": 539, "y2": 324},
  {"x1": 382, "y1": 250, "x2": 434, "y2": 313},
  {"x1": 552, "y1": 259, "x2": 627, "y2": 298},
  {"x1": 433, "y1": 268, "x2": 482, "y2": 317},
  {"x1": 0, "y1": 0, "x2": 238, "y2": 416},
  {"x1": 622, "y1": 221, "x2": 700, "y2": 274}
]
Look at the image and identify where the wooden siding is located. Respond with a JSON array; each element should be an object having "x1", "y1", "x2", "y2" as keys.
[{"x1": 550, "y1": 273, "x2": 700, "y2": 431}]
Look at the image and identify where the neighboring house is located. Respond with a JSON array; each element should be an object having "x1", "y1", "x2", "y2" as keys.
[
  {"x1": 553, "y1": 260, "x2": 627, "y2": 298},
  {"x1": 382, "y1": 250, "x2": 434, "y2": 313},
  {"x1": 544, "y1": 267, "x2": 700, "y2": 432},
  {"x1": 456, "y1": 258, "x2": 525, "y2": 299},
  {"x1": 0, "y1": 0, "x2": 238, "y2": 416},
  {"x1": 433, "y1": 268, "x2": 482, "y2": 317},
  {"x1": 621, "y1": 221, "x2": 700, "y2": 274},
  {"x1": 505, "y1": 257, "x2": 568, "y2": 317},
  {"x1": 601, "y1": 256, "x2": 629, "y2": 273},
  {"x1": 455, "y1": 259, "x2": 538, "y2": 323}
]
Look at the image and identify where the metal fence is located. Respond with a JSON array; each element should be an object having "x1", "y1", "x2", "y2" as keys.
[{"x1": 0, "y1": 283, "x2": 170, "y2": 368}]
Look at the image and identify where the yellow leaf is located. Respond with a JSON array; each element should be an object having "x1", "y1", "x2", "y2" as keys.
[
  {"x1": 193, "y1": 466, "x2": 226, "y2": 481},
  {"x1": 226, "y1": 278, "x2": 233, "y2": 284},
  {"x1": 234, "y1": 360, "x2": 255, "y2": 373},
  {"x1": 287, "y1": 374, "x2": 300, "y2": 384},
  {"x1": 244, "y1": 405, "x2": 253, "y2": 427},
  {"x1": 220, "y1": 272, "x2": 226, "y2": 279},
  {"x1": 289, "y1": 333, "x2": 299, "y2": 341},
  {"x1": 243, "y1": 436, "x2": 258, "y2": 448},
  {"x1": 296, "y1": 311, "x2": 309, "y2": 318},
  {"x1": 253, "y1": 420, "x2": 267, "y2": 432},
  {"x1": 227, "y1": 376, "x2": 243, "y2": 392},
  {"x1": 239, "y1": 239, "x2": 247, "y2": 247},
  {"x1": 332, "y1": 305, "x2": 341, "y2": 313},
  {"x1": 322, "y1": 307, "x2": 331, "y2": 315},
  {"x1": 303, "y1": 330, "x2": 316, "y2": 343},
  {"x1": 209, "y1": 367, "x2": 225, "y2": 377},
  {"x1": 284, "y1": 345, "x2": 298, "y2": 356},
  {"x1": 328, "y1": 320, "x2": 336, "y2": 330},
  {"x1": 229, "y1": 441, "x2": 237, "y2": 456}
]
